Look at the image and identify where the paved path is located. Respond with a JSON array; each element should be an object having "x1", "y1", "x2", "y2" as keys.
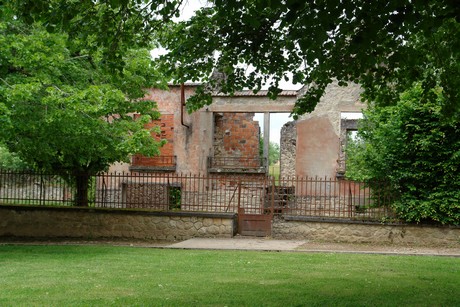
[
  {"x1": 168, "y1": 237, "x2": 460, "y2": 257},
  {"x1": 169, "y1": 238, "x2": 307, "y2": 251}
]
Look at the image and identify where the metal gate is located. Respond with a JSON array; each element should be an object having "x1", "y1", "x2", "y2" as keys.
[{"x1": 237, "y1": 179, "x2": 274, "y2": 237}]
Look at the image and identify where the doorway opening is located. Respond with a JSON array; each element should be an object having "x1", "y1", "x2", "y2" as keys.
[{"x1": 254, "y1": 113, "x2": 292, "y2": 180}]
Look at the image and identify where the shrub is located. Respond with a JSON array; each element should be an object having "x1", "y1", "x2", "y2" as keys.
[{"x1": 346, "y1": 85, "x2": 460, "y2": 225}]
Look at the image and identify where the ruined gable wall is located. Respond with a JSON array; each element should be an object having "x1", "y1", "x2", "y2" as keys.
[
  {"x1": 281, "y1": 82, "x2": 364, "y2": 178},
  {"x1": 297, "y1": 82, "x2": 363, "y2": 136}
]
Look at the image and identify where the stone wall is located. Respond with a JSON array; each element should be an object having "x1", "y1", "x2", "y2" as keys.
[
  {"x1": 280, "y1": 121, "x2": 297, "y2": 178},
  {"x1": 2, "y1": 205, "x2": 459, "y2": 246},
  {"x1": 286, "y1": 82, "x2": 364, "y2": 178},
  {"x1": 272, "y1": 216, "x2": 460, "y2": 246},
  {"x1": 0, "y1": 205, "x2": 236, "y2": 241}
]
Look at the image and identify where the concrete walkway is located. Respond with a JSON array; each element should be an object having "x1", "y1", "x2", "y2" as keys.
[
  {"x1": 169, "y1": 238, "x2": 307, "y2": 251},
  {"x1": 168, "y1": 237, "x2": 460, "y2": 257}
]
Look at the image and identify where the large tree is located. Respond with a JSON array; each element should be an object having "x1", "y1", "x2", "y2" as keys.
[
  {"x1": 0, "y1": 5, "x2": 168, "y2": 206},
  {"x1": 159, "y1": 0, "x2": 460, "y2": 117}
]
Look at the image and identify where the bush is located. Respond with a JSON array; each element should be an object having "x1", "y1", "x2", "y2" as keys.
[
  {"x1": 346, "y1": 85, "x2": 460, "y2": 225},
  {"x1": 0, "y1": 144, "x2": 29, "y2": 171}
]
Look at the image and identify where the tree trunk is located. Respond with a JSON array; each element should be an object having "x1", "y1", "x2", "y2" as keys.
[{"x1": 75, "y1": 172, "x2": 90, "y2": 207}]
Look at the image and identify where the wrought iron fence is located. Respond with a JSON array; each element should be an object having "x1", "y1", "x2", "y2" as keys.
[
  {"x1": 0, "y1": 170, "x2": 76, "y2": 206},
  {"x1": 0, "y1": 169, "x2": 397, "y2": 222},
  {"x1": 271, "y1": 176, "x2": 396, "y2": 221},
  {"x1": 95, "y1": 171, "x2": 269, "y2": 213}
]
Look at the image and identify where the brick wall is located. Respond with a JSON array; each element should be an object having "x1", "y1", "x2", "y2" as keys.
[
  {"x1": 213, "y1": 113, "x2": 260, "y2": 166},
  {"x1": 132, "y1": 114, "x2": 175, "y2": 167}
]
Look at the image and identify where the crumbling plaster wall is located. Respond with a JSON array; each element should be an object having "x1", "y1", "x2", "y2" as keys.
[
  {"x1": 281, "y1": 82, "x2": 364, "y2": 178},
  {"x1": 143, "y1": 85, "x2": 213, "y2": 174},
  {"x1": 109, "y1": 85, "x2": 214, "y2": 174}
]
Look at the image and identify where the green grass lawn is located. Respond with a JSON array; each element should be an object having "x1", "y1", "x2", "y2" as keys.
[{"x1": 0, "y1": 245, "x2": 459, "y2": 306}]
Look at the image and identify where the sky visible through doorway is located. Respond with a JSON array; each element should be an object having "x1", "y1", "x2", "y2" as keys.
[{"x1": 254, "y1": 113, "x2": 292, "y2": 145}]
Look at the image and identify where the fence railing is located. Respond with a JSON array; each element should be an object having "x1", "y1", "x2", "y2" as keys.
[
  {"x1": 0, "y1": 169, "x2": 397, "y2": 222},
  {"x1": 272, "y1": 176, "x2": 395, "y2": 221}
]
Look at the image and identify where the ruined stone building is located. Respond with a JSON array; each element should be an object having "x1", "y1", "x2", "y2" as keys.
[
  {"x1": 110, "y1": 82, "x2": 364, "y2": 178},
  {"x1": 280, "y1": 82, "x2": 364, "y2": 178},
  {"x1": 110, "y1": 84, "x2": 297, "y2": 176}
]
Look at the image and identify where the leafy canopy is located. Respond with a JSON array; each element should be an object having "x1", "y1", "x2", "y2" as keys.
[
  {"x1": 8, "y1": 0, "x2": 184, "y2": 71},
  {"x1": 159, "y1": 0, "x2": 460, "y2": 117},
  {"x1": 0, "y1": 144, "x2": 28, "y2": 171},
  {"x1": 0, "y1": 14, "x2": 166, "y2": 174}
]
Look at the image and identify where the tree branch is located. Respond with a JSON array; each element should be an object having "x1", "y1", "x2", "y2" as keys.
[{"x1": 0, "y1": 78, "x2": 13, "y2": 88}]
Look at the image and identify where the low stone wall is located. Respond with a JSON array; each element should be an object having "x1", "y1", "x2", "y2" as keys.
[
  {"x1": 3, "y1": 205, "x2": 458, "y2": 246},
  {"x1": 273, "y1": 216, "x2": 460, "y2": 246},
  {"x1": 0, "y1": 205, "x2": 236, "y2": 241}
]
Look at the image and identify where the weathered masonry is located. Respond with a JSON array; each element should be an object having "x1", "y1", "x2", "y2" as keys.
[
  {"x1": 2, "y1": 205, "x2": 459, "y2": 246},
  {"x1": 110, "y1": 85, "x2": 297, "y2": 175},
  {"x1": 112, "y1": 82, "x2": 364, "y2": 179},
  {"x1": 280, "y1": 82, "x2": 365, "y2": 178},
  {"x1": 107, "y1": 82, "x2": 366, "y2": 237}
]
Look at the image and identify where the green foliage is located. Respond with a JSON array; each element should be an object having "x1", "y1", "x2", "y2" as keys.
[
  {"x1": 0, "y1": 19, "x2": 164, "y2": 173},
  {"x1": 168, "y1": 186, "x2": 181, "y2": 210},
  {"x1": 346, "y1": 85, "x2": 460, "y2": 225},
  {"x1": 8, "y1": 0, "x2": 182, "y2": 71},
  {"x1": 0, "y1": 144, "x2": 28, "y2": 170},
  {"x1": 268, "y1": 142, "x2": 280, "y2": 166},
  {"x1": 259, "y1": 137, "x2": 280, "y2": 166},
  {"x1": 159, "y1": 1, "x2": 460, "y2": 118},
  {"x1": 0, "y1": 5, "x2": 169, "y2": 205}
]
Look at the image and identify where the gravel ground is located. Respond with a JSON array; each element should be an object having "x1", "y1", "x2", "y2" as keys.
[{"x1": 295, "y1": 241, "x2": 460, "y2": 256}]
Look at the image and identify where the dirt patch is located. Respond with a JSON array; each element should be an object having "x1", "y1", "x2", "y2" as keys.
[
  {"x1": 0, "y1": 236, "x2": 175, "y2": 248},
  {"x1": 296, "y1": 241, "x2": 460, "y2": 256}
]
